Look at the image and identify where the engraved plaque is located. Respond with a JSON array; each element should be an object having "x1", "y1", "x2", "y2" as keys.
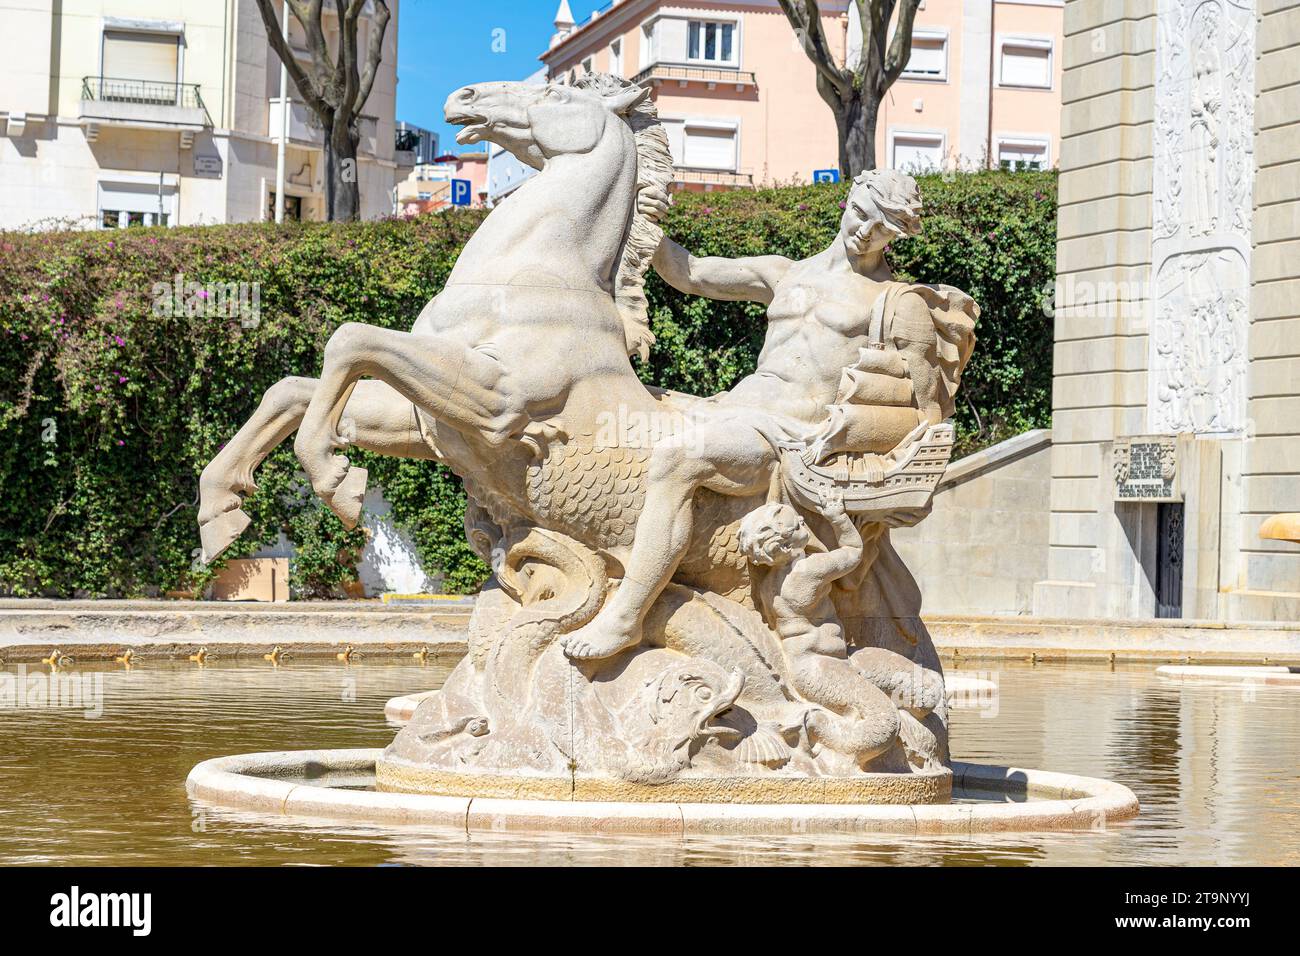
[{"x1": 1113, "y1": 436, "x2": 1181, "y2": 501}]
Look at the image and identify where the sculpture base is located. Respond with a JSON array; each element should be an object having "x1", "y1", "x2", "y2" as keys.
[
  {"x1": 185, "y1": 750, "x2": 1141, "y2": 834},
  {"x1": 375, "y1": 755, "x2": 952, "y2": 805}
]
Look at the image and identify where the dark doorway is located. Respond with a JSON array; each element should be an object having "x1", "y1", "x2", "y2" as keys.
[
  {"x1": 266, "y1": 193, "x2": 303, "y2": 222},
  {"x1": 1156, "y1": 503, "x2": 1184, "y2": 618}
]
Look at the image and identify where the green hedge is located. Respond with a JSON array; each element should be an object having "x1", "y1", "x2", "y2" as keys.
[{"x1": 0, "y1": 170, "x2": 1055, "y2": 598}]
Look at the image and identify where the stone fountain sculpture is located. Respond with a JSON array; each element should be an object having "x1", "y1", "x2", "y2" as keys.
[{"x1": 197, "y1": 74, "x2": 977, "y2": 804}]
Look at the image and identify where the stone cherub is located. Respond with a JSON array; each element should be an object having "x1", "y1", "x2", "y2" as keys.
[
  {"x1": 740, "y1": 491, "x2": 899, "y2": 765},
  {"x1": 740, "y1": 491, "x2": 943, "y2": 769}
]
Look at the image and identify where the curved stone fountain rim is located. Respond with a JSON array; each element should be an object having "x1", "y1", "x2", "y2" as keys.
[{"x1": 186, "y1": 749, "x2": 1140, "y2": 835}]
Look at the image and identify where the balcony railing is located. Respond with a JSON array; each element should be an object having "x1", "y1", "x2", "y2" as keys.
[
  {"x1": 673, "y1": 167, "x2": 754, "y2": 188},
  {"x1": 395, "y1": 129, "x2": 422, "y2": 153},
  {"x1": 632, "y1": 64, "x2": 757, "y2": 90},
  {"x1": 82, "y1": 76, "x2": 206, "y2": 110}
]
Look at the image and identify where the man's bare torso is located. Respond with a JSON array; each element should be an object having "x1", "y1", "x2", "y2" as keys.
[{"x1": 723, "y1": 252, "x2": 890, "y2": 427}]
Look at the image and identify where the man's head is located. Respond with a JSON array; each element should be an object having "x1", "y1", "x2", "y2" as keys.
[
  {"x1": 738, "y1": 503, "x2": 810, "y2": 567},
  {"x1": 840, "y1": 169, "x2": 923, "y2": 258}
]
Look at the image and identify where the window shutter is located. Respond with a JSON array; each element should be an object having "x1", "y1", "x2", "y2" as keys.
[
  {"x1": 892, "y1": 135, "x2": 943, "y2": 171},
  {"x1": 1000, "y1": 44, "x2": 1050, "y2": 87},
  {"x1": 102, "y1": 31, "x2": 179, "y2": 84},
  {"x1": 904, "y1": 39, "x2": 945, "y2": 78},
  {"x1": 683, "y1": 125, "x2": 736, "y2": 170}
]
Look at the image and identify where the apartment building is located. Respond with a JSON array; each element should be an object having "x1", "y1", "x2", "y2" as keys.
[
  {"x1": 539, "y1": 0, "x2": 1062, "y2": 188},
  {"x1": 0, "y1": 0, "x2": 403, "y2": 229},
  {"x1": 394, "y1": 149, "x2": 488, "y2": 215}
]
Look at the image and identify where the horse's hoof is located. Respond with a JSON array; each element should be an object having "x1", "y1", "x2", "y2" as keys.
[
  {"x1": 199, "y1": 508, "x2": 251, "y2": 564},
  {"x1": 327, "y1": 466, "x2": 368, "y2": 529}
]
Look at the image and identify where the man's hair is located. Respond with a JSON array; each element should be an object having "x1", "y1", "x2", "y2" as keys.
[
  {"x1": 738, "y1": 503, "x2": 807, "y2": 566},
  {"x1": 851, "y1": 169, "x2": 923, "y2": 241}
]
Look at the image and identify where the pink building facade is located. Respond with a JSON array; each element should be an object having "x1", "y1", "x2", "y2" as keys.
[{"x1": 540, "y1": 0, "x2": 1063, "y2": 187}]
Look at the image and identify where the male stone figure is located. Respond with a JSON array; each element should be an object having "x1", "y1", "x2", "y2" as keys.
[{"x1": 561, "y1": 170, "x2": 977, "y2": 661}]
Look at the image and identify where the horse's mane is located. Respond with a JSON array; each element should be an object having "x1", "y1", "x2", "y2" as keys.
[{"x1": 573, "y1": 72, "x2": 673, "y2": 363}]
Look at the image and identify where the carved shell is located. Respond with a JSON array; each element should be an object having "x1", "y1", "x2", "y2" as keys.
[{"x1": 735, "y1": 725, "x2": 792, "y2": 769}]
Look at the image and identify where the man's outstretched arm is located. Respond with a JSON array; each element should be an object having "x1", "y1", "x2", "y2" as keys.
[{"x1": 652, "y1": 236, "x2": 793, "y2": 305}]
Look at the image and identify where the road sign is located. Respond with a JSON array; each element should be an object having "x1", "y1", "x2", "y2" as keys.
[
  {"x1": 451, "y1": 178, "x2": 472, "y2": 206},
  {"x1": 813, "y1": 168, "x2": 841, "y2": 184}
]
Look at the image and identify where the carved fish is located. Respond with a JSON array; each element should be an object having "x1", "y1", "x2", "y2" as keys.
[{"x1": 620, "y1": 660, "x2": 745, "y2": 784}]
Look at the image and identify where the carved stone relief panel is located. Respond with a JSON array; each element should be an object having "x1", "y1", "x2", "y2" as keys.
[{"x1": 1149, "y1": 0, "x2": 1254, "y2": 437}]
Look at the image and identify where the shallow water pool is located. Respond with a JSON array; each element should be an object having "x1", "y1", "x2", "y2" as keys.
[{"x1": 1, "y1": 656, "x2": 1296, "y2": 865}]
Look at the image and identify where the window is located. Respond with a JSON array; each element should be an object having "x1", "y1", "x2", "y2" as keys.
[
  {"x1": 998, "y1": 37, "x2": 1053, "y2": 89},
  {"x1": 996, "y1": 137, "x2": 1049, "y2": 171},
  {"x1": 662, "y1": 118, "x2": 738, "y2": 170},
  {"x1": 902, "y1": 32, "x2": 947, "y2": 81},
  {"x1": 98, "y1": 181, "x2": 176, "y2": 229},
  {"x1": 101, "y1": 30, "x2": 180, "y2": 102},
  {"x1": 266, "y1": 193, "x2": 303, "y2": 222},
  {"x1": 687, "y1": 20, "x2": 736, "y2": 65},
  {"x1": 582, "y1": 57, "x2": 593, "y2": 74},
  {"x1": 100, "y1": 207, "x2": 169, "y2": 228},
  {"x1": 609, "y1": 39, "x2": 623, "y2": 77},
  {"x1": 890, "y1": 131, "x2": 945, "y2": 172}
]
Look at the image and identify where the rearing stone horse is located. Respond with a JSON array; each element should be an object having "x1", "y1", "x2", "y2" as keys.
[
  {"x1": 199, "y1": 74, "x2": 717, "y2": 588},
  {"x1": 200, "y1": 73, "x2": 958, "y2": 785}
]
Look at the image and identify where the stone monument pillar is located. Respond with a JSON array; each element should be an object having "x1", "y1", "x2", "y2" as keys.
[{"x1": 1035, "y1": 0, "x2": 1298, "y2": 623}]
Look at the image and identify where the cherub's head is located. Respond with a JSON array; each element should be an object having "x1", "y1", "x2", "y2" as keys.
[
  {"x1": 738, "y1": 503, "x2": 810, "y2": 567},
  {"x1": 841, "y1": 169, "x2": 923, "y2": 257}
]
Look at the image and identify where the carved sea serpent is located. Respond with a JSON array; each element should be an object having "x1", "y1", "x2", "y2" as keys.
[
  {"x1": 468, "y1": 526, "x2": 609, "y2": 728},
  {"x1": 496, "y1": 526, "x2": 610, "y2": 652}
]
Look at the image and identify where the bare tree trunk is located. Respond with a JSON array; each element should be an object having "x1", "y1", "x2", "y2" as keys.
[
  {"x1": 835, "y1": 93, "x2": 875, "y2": 176},
  {"x1": 325, "y1": 115, "x2": 361, "y2": 222},
  {"x1": 779, "y1": 0, "x2": 921, "y2": 179},
  {"x1": 253, "y1": 0, "x2": 390, "y2": 223}
]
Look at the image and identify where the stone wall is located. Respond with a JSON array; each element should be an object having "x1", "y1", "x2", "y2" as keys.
[
  {"x1": 1033, "y1": 0, "x2": 1299, "y2": 623},
  {"x1": 1033, "y1": 0, "x2": 1158, "y2": 620},
  {"x1": 1236, "y1": 0, "x2": 1300, "y2": 620},
  {"x1": 893, "y1": 430, "x2": 1052, "y2": 616}
]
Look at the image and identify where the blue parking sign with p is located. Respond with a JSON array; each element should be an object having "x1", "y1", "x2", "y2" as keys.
[
  {"x1": 813, "y1": 169, "x2": 841, "y2": 184},
  {"x1": 451, "y1": 178, "x2": 472, "y2": 206}
]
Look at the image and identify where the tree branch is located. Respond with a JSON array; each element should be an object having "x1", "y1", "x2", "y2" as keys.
[
  {"x1": 291, "y1": 0, "x2": 334, "y2": 98},
  {"x1": 339, "y1": 0, "x2": 363, "y2": 118},
  {"x1": 253, "y1": 0, "x2": 329, "y2": 116},
  {"x1": 882, "y1": 0, "x2": 923, "y2": 88},
  {"x1": 778, "y1": 0, "x2": 851, "y2": 98},
  {"x1": 355, "y1": 1, "x2": 391, "y2": 114}
]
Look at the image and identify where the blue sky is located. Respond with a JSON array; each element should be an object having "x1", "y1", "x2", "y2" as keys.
[{"x1": 396, "y1": 0, "x2": 606, "y2": 156}]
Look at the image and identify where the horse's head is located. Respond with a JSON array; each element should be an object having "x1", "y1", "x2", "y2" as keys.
[{"x1": 444, "y1": 76, "x2": 650, "y2": 170}]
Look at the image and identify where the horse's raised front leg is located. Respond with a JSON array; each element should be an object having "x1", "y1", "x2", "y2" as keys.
[
  {"x1": 198, "y1": 377, "x2": 436, "y2": 562},
  {"x1": 294, "y1": 322, "x2": 521, "y2": 526}
]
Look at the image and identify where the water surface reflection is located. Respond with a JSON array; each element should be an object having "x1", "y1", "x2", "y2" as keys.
[{"x1": 1, "y1": 658, "x2": 1295, "y2": 865}]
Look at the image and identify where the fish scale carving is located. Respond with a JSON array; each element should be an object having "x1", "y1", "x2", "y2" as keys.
[{"x1": 526, "y1": 441, "x2": 649, "y2": 548}]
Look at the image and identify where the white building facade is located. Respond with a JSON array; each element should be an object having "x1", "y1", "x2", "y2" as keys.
[{"x1": 0, "y1": 0, "x2": 403, "y2": 229}]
